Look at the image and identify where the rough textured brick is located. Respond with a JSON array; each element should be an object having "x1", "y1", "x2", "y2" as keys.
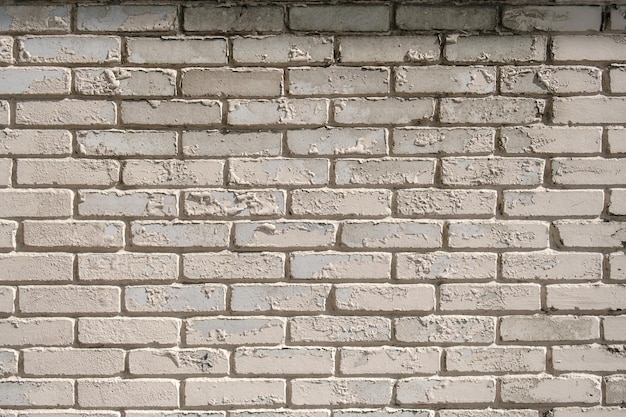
[
  {"x1": 18, "y1": 35, "x2": 120, "y2": 63},
  {"x1": 131, "y1": 221, "x2": 230, "y2": 248},
  {"x1": 127, "y1": 37, "x2": 227, "y2": 65},
  {"x1": 552, "y1": 408, "x2": 626, "y2": 417},
  {"x1": 440, "y1": 98, "x2": 545, "y2": 125},
  {"x1": 446, "y1": 347, "x2": 545, "y2": 373},
  {"x1": 0, "y1": 5, "x2": 70, "y2": 32},
  {"x1": 231, "y1": 284, "x2": 330, "y2": 312},
  {"x1": 502, "y1": 6, "x2": 602, "y2": 31},
  {"x1": 290, "y1": 316, "x2": 391, "y2": 343},
  {"x1": 448, "y1": 221, "x2": 549, "y2": 249},
  {"x1": 0, "y1": 318, "x2": 74, "y2": 347},
  {"x1": 234, "y1": 347, "x2": 334, "y2": 375},
  {"x1": 553, "y1": 97, "x2": 626, "y2": 124},
  {"x1": 552, "y1": 36, "x2": 626, "y2": 62},
  {"x1": 0, "y1": 37, "x2": 11, "y2": 64},
  {"x1": 609, "y1": 253, "x2": 626, "y2": 281},
  {"x1": 16, "y1": 99, "x2": 116, "y2": 126},
  {"x1": 78, "y1": 253, "x2": 178, "y2": 283},
  {"x1": 76, "y1": 5, "x2": 177, "y2": 32},
  {"x1": 335, "y1": 158, "x2": 435, "y2": 186},
  {"x1": 339, "y1": 36, "x2": 440, "y2": 63},
  {"x1": 503, "y1": 189, "x2": 603, "y2": 217},
  {"x1": 121, "y1": 100, "x2": 221, "y2": 127},
  {"x1": 0, "y1": 221, "x2": 16, "y2": 250},
  {"x1": 291, "y1": 378, "x2": 393, "y2": 406},
  {"x1": 500, "y1": 315, "x2": 600, "y2": 342},
  {"x1": 182, "y1": 68, "x2": 282, "y2": 98},
  {"x1": 75, "y1": 68, "x2": 176, "y2": 97},
  {"x1": 334, "y1": 284, "x2": 435, "y2": 312},
  {"x1": 0, "y1": 102, "x2": 7, "y2": 126},
  {"x1": 0, "y1": 67, "x2": 70, "y2": 95},
  {"x1": 445, "y1": 36, "x2": 547, "y2": 63},
  {"x1": 229, "y1": 99, "x2": 328, "y2": 126},
  {"x1": 440, "y1": 283, "x2": 541, "y2": 311},
  {"x1": 184, "y1": 190, "x2": 285, "y2": 217},
  {"x1": 289, "y1": 5, "x2": 389, "y2": 32},
  {"x1": 0, "y1": 159, "x2": 9, "y2": 187},
  {"x1": 0, "y1": 286, "x2": 14, "y2": 315},
  {"x1": 610, "y1": 66, "x2": 626, "y2": 93},
  {"x1": 122, "y1": 159, "x2": 223, "y2": 187},
  {"x1": 334, "y1": 98, "x2": 434, "y2": 126},
  {"x1": 440, "y1": 411, "x2": 536, "y2": 417},
  {"x1": 233, "y1": 36, "x2": 333, "y2": 65},
  {"x1": 0, "y1": 129, "x2": 72, "y2": 156},
  {"x1": 19, "y1": 285, "x2": 120, "y2": 314},
  {"x1": 500, "y1": 126, "x2": 602, "y2": 154},
  {"x1": 396, "y1": 377, "x2": 496, "y2": 405},
  {"x1": 606, "y1": 375, "x2": 626, "y2": 405},
  {"x1": 396, "y1": 6, "x2": 497, "y2": 31},
  {"x1": 183, "y1": 130, "x2": 281, "y2": 157},
  {"x1": 612, "y1": 6, "x2": 626, "y2": 30},
  {"x1": 555, "y1": 220, "x2": 626, "y2": 249},
  {"x1": 442, "y1": 157, "x2": 544, "y2": 186},
  {"x1": 184, "y1": 5, "x2": 284, "y2": 33},
  {"x1": 23, "y1": 348, "x2": 125, "y2": 376},
  {"x1": 78, "y1": 317, "x2": 180, "y2": 346},
  {"x1": 129, "y1": 348, "x2": 229, "y2": 376},
  {"x1": 0, "y1": 349, "x2": 17, "y2": 376},
  {"x1": 395, "y1": 66, "x2": 496, "y2": 94},
  {"x1": 605, "y1": 317, "x2": 626, "y2": 341},
  {"x1": 552, "y1": 345, "x2": 626, "y2": 372},
  {"x1": 552, "y1": 158, "x2": 626, "y2": 185},
  {"x1": 0, "y1": 189, "x2": 72, "y2": 218},
  {"x1": 290, "y1": 252, "x2": 391, "y2": 280},
  {"x1": 289, "y1": 67, "x2": 389, "y2": 96},
  {"x1": 77, "y1": 379, "x2": 179, "y2": 408},
  {"x1": 342, "y1": 221, "x2": 442, "y2": 249},
  {"x1": 291, "y1": 189, "x2": 391, "y2": 217},
  {"x1": 0, "y1": 379, "x2": 74, "y2": 407},
  {"x1": 501, "y1": 66, "x2": 602, "y2": 95},
  {"x1": 78, "y1": 190, "x2": 177, "y2": 218},
  {"x1": 339, "y1": 347, "x2": 440, "y2": 375},
  {"x1": 396, "y1": 252, "x2": 497, "y2": 281},
  {"x1": 23, "y1": 220, "x2": 124, "y2": 250},
  {"x1": 335, "y1": 409, "x2": 430, "y2": 417},
  {"x1": 77, "y1": 130, "x2": 177, "y2": 157},
  {"x1": 502, "y1": 251, "x2": 602, "y2": 281},
  {"x1": 395, "y1": 316, "x2": 495, "y2": 344},
  {"x1": 397, "y1": 189, "x2": 496, "y2": 217},
  {"x1": 547, "y1": 284, "x2": 626, "y2": 311},
  {"x1": 0, "y1": 253, "x2": 73, "y2": 283},
  {"x1": 235, "y1": 221, "x2": 336, "y2": 249},
  {"x1": 501, "y1": 375, "x2": 601, "y2": 405},
  {"x1": 392, "y1": 127, "x2": 494, "y2": 155},
  {"x1": 125, "y1": 284, "x2": 226, "y2": 313},
  {"x1": 17, "y1": 158, "x2": 118, "y2": 187},
  {"x1": 185, "y1": 378, "x2": 285, "y2": 407},
  {"x1": 610, "y1": 189, "x2": 626, "y2": 215},
  {"x1": 183, "y1": 252, "x2": 285, "y2": 281},
  {"x1": 185, "y1": 317, "x2": 285, "y2": 346}
]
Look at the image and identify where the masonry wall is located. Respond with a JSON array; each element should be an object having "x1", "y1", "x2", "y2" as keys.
[{"x1": 0, "y1": 1, "x2": 625, "y2": 416}]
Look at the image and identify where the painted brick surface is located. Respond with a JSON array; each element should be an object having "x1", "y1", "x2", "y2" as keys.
[{"x1": 0, "y1": 2, "x2": 624, "y2": 415}]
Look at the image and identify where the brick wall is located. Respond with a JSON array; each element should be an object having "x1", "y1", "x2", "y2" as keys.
[{"x1": 0, "y1": 1, "x2": 625, "y2": 416}]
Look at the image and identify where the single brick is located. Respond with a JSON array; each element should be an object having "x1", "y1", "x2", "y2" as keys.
[
  {"x1": 234, "y1": 347, "x2": 334, "y2": 375},
  {"x1": 446, "y1": 346, "x2": 546, "y2": 373},
  {"x1": 553, "y1": 345, "x2": 626, "y2": 372},
  {"x1": 552, "y1": 36, "x2": 626, "y2": 62},
  {"x1": 23, "y1": 220, "x2": 124, "y2": 250},
  {"x1": 335, "y1": 158, "x2": 435, "y2": 186},
  {"x1": 0, "y1": 253, "x2": 73, "y2": 283},
  {"x1": 183, "y1": 252, "x2": 285, "y2": 281},
  {"x1": 17, "y1": 158, "x2": 119, "y2": 187},
  {"x1": 605, "y1": 316, "x2": 626, "y2": 341},
  {"x1": 229, "y1": 98, "x2": 328, "y2": 126},
  {"x1": 23, "y1": 348, "x2": 125, "y2": 376},
  {"x1": 397, "y1": 189, "x2": 496, "y2": 217},
  {"x1": 289, "y1": 5, "x2": 389, "y2": 32},
  {"x1": 75, "y1": 68, "x2": 176, "y2": 96},
  {"x1": 291, "y1": 378, "x2": 393, "y2": 406},
  {"x1": 611, "y1": 66, "x2": 626, "y2": 93},
  {"x1": 440, "y1": 411, "x2": 536, "y2": 417},
  {"x1": 184, "y1": 190, "x2": 285, "y2": 217},
  {"x1": 339, "y1": 347, "x2": 440, "y2": 375},
  {"x1": 182, "y1": 68, "x2": 282, "y2": 98},
  {"x1": 396, "y1": 6, "x2": 497, "y2": 31},
  {"x1": 233, "y1": 35, "x2": 333, "y2": 65},
  {"x1": 0, "y1": 221, "x2": 16, "y2": 250},
  {"x1": 78, "y1": 317, "x2": 180, "y2": 346},
  {"x1": 231, "y1": 284, "x2": 330, "y2": 312},
  {"x1": 183, "y1": 130, "x2": 281, "y2": 157},
  {"x1": 501, "y1": 375, "x2": 601, "y2": 405},
  {"x1": 78, "y1": 190, "x2": 177, "y2": 218},
  {"x1": 122, "y1": 159, "x2": 224, "y2": 187},
  {"x1": 445, "y1": 36, "x2": 547, "y2": 63},
  {"x1": 396, "y1": 252, "x2": 497, "y2": 281},
  {"x1": 555, "y1": 220, "x2": 626, "y2": 249},
  {"x1": 129, "y1": 348, "x2": 229, "y2": 376},
  {"x1": 552, "y1": 158, "x2": 626, "y2": 185},
  {"x1": 0, "y1": 318, "x2": 74, "y2": 347},
  {"x1": 0, "y1": 129, "x2": 71, "y2": 156},
  {"x1": 0, "y1": 349, "x2": 17, "y2": 376},
  {"x1": 0, "y1": 158, "x2": 9, "y2": 187},
  {"x1": 334, "y1": 98, "x2": 434, "y2": 125},
  {"x1": 395, "y1": 316, "x2": 495, "y2": 344},
  {"x1": 610, "y1": 189, "x2": 626, "y2": 215},
  {"x1": 291, "y1": 189, "x2": 391, "y2": 217},
  {"x1": 609, "y1": 253, "x2": 626, "y2": 281},
  {"x1": 552, "y1": 407, "x2": 626, "y2": 417},
  {"x1": 232, "y1": 412, "x2": 328, "y2": 417},
  {"x1": 339, "y1": 36, "x2": 440, "y2": 63},
  {"x1": 77, "y1": 378, "x2": 179, "y2": 408},
  {"x1": 16, "y1": 99, "x2": 116, "y2": 126},
  {"x1": 289, "y1": 67, "x2": 389, "y2": 96},
  {"x1": 127, "y1": 37, "x2": 227, "y2": 65},
  {"x1": 77, "y1": 130, "x2": 177, "y2": 157},
  {"x1": 229, "y1": 158, "x2": 329, "y2": 186},
  {"x1": 501, "y1": 66, "x2": 602, "y2": 95},
  {"x1": 334, "y1": 284, "x2": 435, "y2": 312},
  {"x1": 500, "y1": 315, "x2": 600, "y2": 342},
  {"x1": 342, "y1": 220, "x2": 442, "y2": 249},
  {"x1": 184, "y1": 378, "x2": 285, "y2": 407},
  {"x1": 612, "y1": 6, "x2": 626, "y2": 30},
  {"x1": 290, "y1": 316, "x2": 391, "y2": 343},
  {"x1": 18, "y1": 35, "x2": 120, "y2": 63},
  {"x1": 131, "y1": 221, "x2": 230, "y2": 248},
  {"x1": 396, "y1": 66, "x2": 496, "y2": 94},
  {"x1": 502, "y1": 6, "x2": 602, "y2": 32},
  {"x1": 547, "y1": 284, "x2": 626, "y2": 311},
  {"x1": 0, "y1": 189, "x2": 72, "y2": 218},
  {"x1": 19, "y1": 285, "x2": 120, "y2": 314},
  {"x1": 184, "y1": 5, "x2": 284, "y2": 33},
  {"x1": 397, "y1": 377, "x2": 495, "y2": 405},
  {"x1": 0, "y1": 67, "x2": 70, "y2": 95},
  {"x1": 440, "y1": 98, "x2": 544, "y2": 125},
  {"x1": 0, "y1": 37, "x2": 11, "y2": 64},
  {"x1": 0, "y1": 379, "x2": 74, "y2": 407},
  {"x1": 0, "y1": 286, "x2": 14, "y2": 315},
  {"x1": 287, "y1": 127, "x2": 387, "y2": 156},
  {"x1": 502, "y1": 251, "x2": 603, "y2": 281},
  {"x1": 501, "y1": 126, "x2": 602, "y2": 154},
  {"x1": 121, "y1": 100, "x2": 221, "y2": 127},
  {"x1": 448, "y1": 221, "x2": 549, "y2": 249},
  {"x1": 77, "y1": 5, "x2": 177, "y2": 32},
  {"x1": 606, "y1": 375, "x2": 626, "y2": 405},
  {"x1": 503, "y1": 189, "x2": 603, "y2": 217},
  {"x1": 0, "y1": 5, "x2": 70, "y2": 32},
  {"x1": 553, "y1": 97, "x2": 626, "y2": 124},
  {"x1": 290, "y1": 251, "x2": 391, "y2": 280},
  {"x1": 0, "y1": 101, "x2": 7, "y2": 126},
  {"x1": 234, "y1": 221, "x2": 336, "y2": 249},
  {"x1": 78, "y1": 253, "x2": 178, "y2": 283},
  {"x1": 441, "y1": 283, "x2": 541, "y2": 311},
  {"x1": 441, "y1": 157, "x2": 544, "y2": 186},
  {"x1": 185, "y1": 317, "x2": 285, "y2": 346},
  {"x1": 125, "y1": 284, "x2": 226, "y2": 313}
]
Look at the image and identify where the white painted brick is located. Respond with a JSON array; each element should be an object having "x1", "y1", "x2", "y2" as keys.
[
  {"x1": 79, "y1": 190, "x2": 178, "y2": 218},
  {"x1": 75, "y1": 68, "x2": 176, "y2": 96},
  {"x1": 501, "y1": 66, "x2": 602, "y2": 95},
  {"x1": 77, "y1": 378, "x2": 179, "y2": 408},
  {"x1": 0, "y1": 158, "x2": 9, "y2": 187},
  {"x1": 0, "y1": 221, "x2": 16, "y2": 250},
  {"x1": 230, "y1": 156, "x2": 329, "y2": 189},
  {"x1": 183, "y1": 130, "x2": 281, "y2": 157},
  {"x1": 289, "y1": 67, "x2": 389, "y2": 96},
  {"x1": 555, "y1": 220, "x2": 626, "y2": 249},
  {"x1": 552, "y1": 35, "x2": 626, "y2": 62},
  {"x1": 1, "y1": 412, "x2": 120, "y2": 417},
  {"x1": 23, "y1": 220, "x2": 124, "y2": 250},
  {"x1": 440, "y1": 411, "x2": 537, "y2": 417},
  {"x1": 235, "y1": 221, "x2": 336, "y2": 249},
  {"x1": 0, "y1": 286, "x2": 14, "y2": 315},
  {"x1": 184, "y1": 190, "x2": 285, "y2": 217},
  {"x1": 0, "y1": 101, "x2": 7, "y2": 127},
  {"x1": 23, "y1": 348, "x2": 124, "y2": 376},
  {"x1": 234, "y1": 347, "x2": 334, "y2": 375},
  {"x1": 0, "y1": 129, "x2": 71, "y2": 156},
  {"x1": 19, "y1": 285, "x2": 120, "y2": 314},
  {"x1": 445, "y1": 36, "x2": 547, "y2": 63},
  {"x1": 334, "y1": 410, "x2": 428, "y2": 417},
  {"x1": 129, "y1": 348, "x2": 229, "y2": 376},
  {"x1": 182, "y1": 68, "x2": 282, "y2": 98},
  {"x1": 185, "y1": 378, "x2": 285, "y2": 407},
  {"x1": 393, "y1": 127, "x2": 494, "y2": 155},
  {"x1": 342, "y1": 220, "x2": 442, "y2": 249},
  {"x1": 396, "y1": 377, "x2": 495, "y2": 405},
  {"x1": 291, "y1": 378, "x2": 393, "y2": 406},
  {"x1": 184, "y1": 5, "x2": 284, "y2": 33},
  {"x1": 0, "y1": 379, "x2": 74, "y2": 407},
  {"x1": 16, "y1": 99, "x2": 116, "y2": 126},
  {"x1": 0, "y1": 37, "x2": 11, "y2": 64},
  {"x1": 335, "y1": 158, "x2": 435, "y2": 186},
  {"x1": 121, "y1": 100, "x2": 221, "y2": 127},
  {"x1": 0, "y1": 253, "x2": 73, "y2": 283},
  {"x1": 609, "y1": 253, "x2": 626, "y2": 281},
  {"x1": 185, "y1": 317, "x2": 285, "y2": 346},
  {"x1": 502, "y1": 6, "x2": 602, "y2": 31},
  {"x1": 289, "y1": 252, "x2": 391, "y2": 280},
  {"x1": 126, "y1": 284, "x2": 226, "y2": 313},
  {"x1": 552, "y1": 407, "x2": 626, "y2": 417},
  {"x1": 77, "y1": 5, "x2": 177, "y2": 32},
  {"x1": 18, "y1": 35, "x2": 120, "y2": 63},
  {"x1": 123, "y1": 159, "x2": 223, "y2": 187},
  {"x1": 610, "y1": 189, "x2": 626, "y2": 215},
  {"x1": 502, "y1": 251, "x2": 603, "y2": 281},
  {"x1": 339, "y1": 347, "x2": 440, "y2": 375},
  {"x1": 547, "y1": 284, "x2": 626, "y2": 311},
  {"x1": 0, "y1": 349, "x2": 17, "y2": 376},
  {"x1": 612, "y1": 66, "x2": 626, "y2": 93},
  {"x1": 231, "y1": 284, "x2": 330, "y2": 312},
  {"x1": 553, "y1": 97, "x2": 626, "y2": 124},
  {"x1": 553, "y1": 345, "x2": 626, "y2": 372},
  {"x1": 503, "y1": 189, "x2": 603, "y2": 217},
  {"x1": 440, "y1": 98, "x2": 545, "y2": 125},
  {"x1": 397, "y1": 189, "x2": 496, "y2": 217},
  {"x1": 606, "y1": 375, "x2": 626, "y2": 405},
  {"x1": 396, "y1": 6, "x2": 497, "y2": 31},
  {"x1": 446, "y1": 347, "x2": 546, "y2": 373},
  {"x1": 127, "y1": 37, "x2": 227, "y2": 65},
  {"x1": 0, "y1": 5, "x2": 70, "y2": 32},
  {"x1": 500, "y1": 315, "x2": 600, "y2": 342},
  {"x1": 395, "y1": 66, "x2": 496, "y2": 94},
  {"x1": 231, "y1": 412, "x2": 323, "y2": 417},
  {"x1": 501, "y1": 375, "x2": 601, "y2": 405},
  {"x1": 290, "y1": 316, "x2": 391, "y2": 343},
  {"x1": 604, "y1": 316, "x2": 626, "y2": 341},
  {"x1": 552, "y1": 158, "x2": 626, "y2": 185},
  {"x1": 77, "y1": 130, "x2": 177, "y2": 157},
  {"x1": 0, "y1": 189, "x2": 72, "y2": 218},
  {"x1": 17, "y1": 158, "x2": 118, "y2": 187},
  {"x1": 396, "y1": 252, "x2": 497, "y2": 281},
  {"x1": 334, "y1": 98, "x2": 434, "y2": 125},
  {"x1": 183, "y1": 252, "x2": 285, "y2": 281},
  {"x1": 334, "y1": 284, "x2": 435, "y2": 312},
  {"x1": 78, "y1": 317, "x2": 180, "y2": 346},
  {"x1": 229, "y1": 98, "x2": 328, "y2": 126},
  {"x1": 78, "y1": 253, "x2": 178, "y2": 283},
  {"x1": 448, "y1": 221, "x2": 549, "y2": 249},
  {"x1": 0, "y1": 318, "x2": 74, "y2": 347},
  {"x1": 442, "y1": 157, "x2": 544, "y2": 186},
  {"x1": 291, "y1": 189, "x2": 391, "y2": 217},
  {"x1": 612, "y1": 6, "x2": 626, "y2": 30},
  {"x1": 289, "y1": 5, "x2": 389, "y2": 32},
  {"x1": 501, "y1": 126, "x2": 602, "y2": 154},
  {"x1": 131, "y1": 221, "x2": 230, "y2": 248},
  {"x1": 339, "y1": 36, "x2": 440, "y2": 63},
  {"x1": 0, "y1": 67, "x2": 70, "y2": 95},
  {"x1": 233, "y1": 35, "x2": 333, "y2": 65},
  {"x1": 395, "y1": 316, "x2": 495, "y2": 344},
  {"x1": 440, "y1": 283, "x2": 541, "y2": 311}
]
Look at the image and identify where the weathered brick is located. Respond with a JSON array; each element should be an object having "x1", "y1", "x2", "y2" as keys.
[
  {"x1": 0, "y1": 221, "x2": 16, "y2": 250},
  {"x1": 78, "y1": 190, "x2": 177, "y2": 218},
  {"x1": 125, "y1": 284, "x2": 226, "y2": 313},
  {"x1": 502, "y1": 251, "x2": 603, "y2": 281},
  {"x1": 0, "y1": 37, "x2": 11, "y2": 64},
  {"x1": 19, "y1": 285, "x2": 120, "y2": 314},
  {"x1": 0, "y1": 159, "x2": 9, "y2": 187},
  {"x1": 290, "y1": 316, "x2": 391, "y2": 343},
  {"x1": 502, "y1": 6, "x2": 602, "y2": 32},
  {"x1": 606, "y1": 375, "x2": 626, "y2": 405},
  {"x1": 552, "y1": 158, "x2": 626, "y2": 185},
  {"x1": 334, "y1": 98, "x2": 434, "y2": 125},
  {"x1": 233, "y1": 35, "x2": 333, "y2": 65},
  {"x1": 0, "y1": 349, "x2": 17, "y2": 376},
  {"x1": 129, "y1": 348, "x2": 229, "y2": 376},
  {"x1": 500, "y1": 315, "x2": 599, "y2": 342},
  {"x1": 609, "y1": 128, "x2": 626, "y2": 153},
  {"x1": 234, "y1": 221, "x2": 336, "y2": 249},
  {"x1": 397, "y1": 377, "x2": 495, "y2": 405},
  {"x1": 445, "y1": 36, "x2": 547, "y2": 63},
  {"x1": 396, "y1": 6, "x2": 497, "y2": 31},
  {"x1": 609, "y1": 253, "x2": 626, "y2": 281},
  {"x1": 446, "y1": 347, "x2": 545, "y2": 373},
  {"x1": 396, "y1": 252, "x2": 497, "y2": 281},
  {"x1": 0, "y1": 379, "x2": 74, "y2": 407},
  {"x1": 501, "y1": 66, "x2": 602, "y2": 95},
  {"x1": 289, "y1": 67, "x2": 389, "y2": 96},
  {"x1": 231, "y1": 284, "x2": 330, "y2": 312},
  {"x1": 234, "y1": 347, "x2": 334, "y2": 375},
  {"x1": 0, "y1": 189, "x2": 72, "y2": 218},
  {"x1": 184, "y1": 190, "x2": 285, "y2": 217},
  {"x1": 552, "y1": 407, "x2": 626, "y2": 417},
  {"x1": 441, "y1": 283, "x2": 541, "y2": 311},
  {"x1": 229, "y1": 98, "x2": 328, "y2": 126},
  {"x1": 340, "y1": 347, "x2": 440, "y2": 375},
  {"x1": 393, "y1": 128, "x2": 494, "y2": 155},
  {"x1": 342, "y1": 220, "x2": 442, "y2": 249},
  {"x1": 78, "y1": 253, "x2": 178, "y2": 283},
  {"x1": 440, "y1": 411, "x2": 536, "y2": 417},
  {"x1": 0, "y1": 101, "x2": 7, "y2": 126},
  {"x1": 442, "y1": 157, "x2": 544, "y2": 186},
  {"x1": 123, "y1": 159, "x2": 223, "y2": 187},
  {"x1": 291, "y1": 378, "x2": 393, "y2": 406},
  {"x1": 78, "y1": 317, "x2": 180, "y2": 346},
  {"x1": 185, "y1": 317, "x2": 285, "y2": 346},
  {"x1": 395, "y1": 316, "x2": 495, "y2": 344},
  {"x1": 440, "y1": 98, "x2": 545, "y2": 125},
  {"x1": 335, "y1": 158, "x2": 435, "y2": 186},
  {"x1": 396, "y1": 66, "x2": 496, "y2": 94},
  {"x1": 230, "y1": 158, "x2": 329, "y2": 186},
  {"x1": 131, "y1": 221, "x2": 230, "y2": 248},
  {"x1": 552, "y1": 35, "x2": 626, "y2": 62},
  {"x1": 289, "y1": 5, "x2": 389, "y2": 32},
  {"x1": 77, "y1": 5, "x2": 177, "y2": 32},
  {"x1": 0, "y1": 67, "x2": 70, "y2": 95},
  {"x1": 291, "y1": 189, "x2": 391, "y2": 217},
  {"x1": 334, "y1": 284, "x2": 435, "y2": 312},
  {"x1": 23, "y1": 220, "x2": 124, "y2": 250},
  {"x1": 17, "y1": 158, "x2": 118, "y2": 187},
  {"x1": 183, "y1": 130, "x2": 281, "y2": 157},
  {"x1": 501, "y1": 126, "x2": 602, "y2": 154},
  {"x1": 184, "y1": 5, "x2": 284, "y2": 33},
  {"x1": 547, "y1": 284, "x2": 626, "y2": 311},
  {"x1": 0, "y1": 129, "x2": 71, "y2": 156},
  {"x1": 127, "y1": 37, "x2": 227, "y2": 65},
  {"x1": 553, "y1": 97, "x2": 626, "y2": 124},
  {"x1": 18, "y1": 35, "x2": 120, "y2": 63},
  {"x1": 77, "y1": 378, "x2": 179, "y2": 408},
  {"x1": 0, "y1": 5, "x2": 70, "y2": 32},
  {"x1": 185, "y1": 378, "x2": 285, "y2": 407},
  {"x1": 182, "y1": 68, "x2": 282, "y2": 98},
  {"x1": 183, "y1": 252, "x2": 285, "y2": 281},
  {"x1": 503, "y1": 189, "x2": 603, "y2": 217},
  {"x1": 77, "y1": 130, "x2": 177, "y2": 157},
  {"x1": 290, "y1": 251, "x2": 391, "y2": 280},
  {"x1": 23, "y1": 348, "x2": 125, "y2": 376},
  {"x1": 610, "y1": 66, "x2": 626, "y2": 93},
  {"x1": 0, "y1": 253, "x2": 73, "y2": 283},
  {"x1": 0, "y1": 286, "x2": 14, "y2": 315},
  {"x1": 75, "y1": 68, "x2": 176, "y2": 96},
  {"x1": 0, "y1": 318, "x2": 74, "y2": 347},
  {"x1": 397, "y1": 189, "x2": 496, "y2": 217},
  {"x1": 121, "y1": 100, "x2": 221, "y2": 127},
  {"x1": 605, "y1": 316, "x2": 626, "y2": 341},
  {"x1": 610, "y1": 189, "x2": 626, "y2": 215},
  {"x1": 339, "y1": 36, "x2": 440, "y2": 63},
  {"x1": 448, "y1": 221, "x2": 549, "y2": 249},
  {"x1": 612, "y1": 6, "x2": 626, "y2": 30},
  {"x1": 553, "y1": 345, "x2": 626, "y2": 372},
  {"x1": 501, "y1": 375, "x2": 601, "y2": 405},
  {"x1": 16, "y1": 99, "x2": 116, "y2": 126},
  {"x1": 555, "y1": 220, "x2": 626, "y2": 249}
]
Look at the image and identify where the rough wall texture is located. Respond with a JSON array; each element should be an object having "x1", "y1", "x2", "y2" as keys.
[{"x1": 0, "y1": 1, "x2": 625, "y2": 416}]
